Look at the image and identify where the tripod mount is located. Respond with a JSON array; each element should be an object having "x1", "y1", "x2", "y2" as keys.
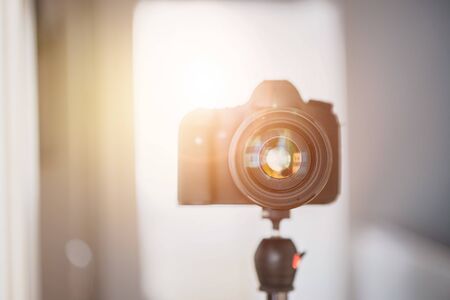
[{"x1": 254, "y1": 209, "x2": 305, "y2": 300}]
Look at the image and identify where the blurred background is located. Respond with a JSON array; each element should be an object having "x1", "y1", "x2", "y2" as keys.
[{"x1": 0, "y1": 0, "x2": 449, "y2": 300}]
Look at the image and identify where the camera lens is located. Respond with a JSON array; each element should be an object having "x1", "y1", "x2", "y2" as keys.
[
  {"x1": 260, "y1": 137, "x2": 301, "y2": 179},
  {"x1": 242, "y1": 126, "x2": 311, "y2": 191},
  {"x1": 229, "y1": 109, "x2": 332, "y2": 210}
]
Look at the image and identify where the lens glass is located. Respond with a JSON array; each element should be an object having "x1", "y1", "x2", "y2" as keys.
[
  {"x1": 229, "y1": 109, "x2": 333, "y2": 209},
  {"x1": 260, "y1": 137, "x2": 301, "y2": 179},
  {"x1": 243, "y1": 127, "x2": 310, "y2": 185}
]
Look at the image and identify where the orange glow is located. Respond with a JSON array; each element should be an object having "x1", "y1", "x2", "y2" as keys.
[{"x1": 292, "y1": 253, "x2": 304, "y2": 269}]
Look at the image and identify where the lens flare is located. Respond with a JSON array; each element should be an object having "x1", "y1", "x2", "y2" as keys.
[
  {"x1": 260, "y1": 137, "x2": 302, "y2": 179},
  {"x1": 266, "y1": 147, "x2": 291, "y2": 173}
]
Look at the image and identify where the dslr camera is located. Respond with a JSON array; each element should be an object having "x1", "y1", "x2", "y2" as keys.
[{"x1": 178, "y1": 81, "x2": 339, "y2": 210}]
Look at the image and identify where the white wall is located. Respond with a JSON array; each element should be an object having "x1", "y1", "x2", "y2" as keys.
[
  {"x1": 0, "y1": 0, "x2": 40, "y2": 299},
  {"x1": 347, "y1": 0, "x2": 450, "y2": 246},
  {"x1": 346, "y1": 0, "x2": 450, "y2": 299},
  {"x1": 133, "y1": 1, "x2": 348, "y2": 299}
]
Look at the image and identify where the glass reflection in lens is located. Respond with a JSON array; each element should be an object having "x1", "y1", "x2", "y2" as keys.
[{"x1": 260, "y1": 137, "x2": 301, "y2": 179}]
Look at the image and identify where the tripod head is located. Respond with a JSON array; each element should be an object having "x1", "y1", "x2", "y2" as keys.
[{"x1": 255, "y1": 209, "x2": 305, "y2": 300}]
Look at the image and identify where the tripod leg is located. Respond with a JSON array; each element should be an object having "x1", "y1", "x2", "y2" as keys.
[{"x1": 267, "y1": 292, "x2": 288, "y2": 300}]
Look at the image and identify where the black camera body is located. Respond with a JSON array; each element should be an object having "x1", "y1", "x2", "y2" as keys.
[{"x1": 178, "y1": 81, "x2": 339, "y2": 210}]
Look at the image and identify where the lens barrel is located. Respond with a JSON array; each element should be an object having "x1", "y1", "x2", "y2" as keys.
[{"x1": 229, "y1": 109, "x2": 332, "y2": 209}]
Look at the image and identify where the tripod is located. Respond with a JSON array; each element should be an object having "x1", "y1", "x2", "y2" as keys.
[{"x1": 254, "y1": 209, "x2": 305, "y2": 300}]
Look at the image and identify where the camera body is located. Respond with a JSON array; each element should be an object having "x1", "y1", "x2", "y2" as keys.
[{"x1": 178, "y1": 81, "x2": 339, "y2": 210}]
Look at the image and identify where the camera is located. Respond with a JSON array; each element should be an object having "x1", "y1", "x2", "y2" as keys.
[{"x1": 178, "y1": 81, "x2": 340, "y2": 210}]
